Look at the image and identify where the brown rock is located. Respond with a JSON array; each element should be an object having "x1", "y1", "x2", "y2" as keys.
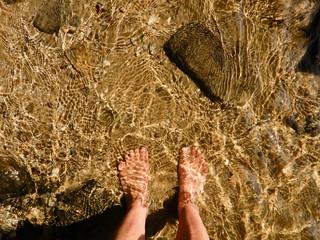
[
  {"x1": 0, "y1": 151, "x2": 35, "y2": 200},
  {"x1": 164, "y1": 22, "x2": 227, "y2": 102}
]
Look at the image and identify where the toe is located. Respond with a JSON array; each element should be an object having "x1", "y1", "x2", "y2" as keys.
[
  {"x1": 118, "y1": 161, "x2": 126, "y2": 171},
  {"x1": 182, "y1": 147, "x2": 191, "y2": 155},
  {"x1": 196, "y1": 149, "x2": 203, "y2": 158},
  {"x1": 191, "y1": 147, "x2": 197, "y2": 157},
  {"x1": 195, "y1": 149, "x2": 202, "y2": 165},
  {"x1": 134, "y1": 148, "x2": 140, "y2": 161},
  {"x1": 190, "y1": 147, "x2": 197, "y2": 163},
  {"x1": 129, "y1": 150, "x2": 135, "y2": 160},
  {"x1": 201, "y1": 162, "x2": 209, "y2": 175},
  {"x1": 180, "y1": 147, "x2": 191, "y2": 164},
  {"x1": 140, "y1": 147, "x2": 148, "y2": 164}
]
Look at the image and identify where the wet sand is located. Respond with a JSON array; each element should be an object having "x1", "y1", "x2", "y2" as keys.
[{"x1": 1, "y1": 0, "x2": 320, "y2": 239}]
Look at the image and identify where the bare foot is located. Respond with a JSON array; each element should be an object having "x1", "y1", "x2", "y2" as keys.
[
  {"x1": 118, "y1": 147, "x2": 149, "y2": 209},
  {"x1": 178, "y1": 147, "x2": 208, "y2": 213}
]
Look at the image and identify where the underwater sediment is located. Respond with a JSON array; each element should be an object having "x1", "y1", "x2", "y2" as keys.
[{"x1": 0, "y1": 0, "x2": 319, "y2": 239}]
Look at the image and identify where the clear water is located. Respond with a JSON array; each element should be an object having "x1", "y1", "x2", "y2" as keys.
[{"x1": 0, "y1": 0, "x2": 319, "y2": 239}]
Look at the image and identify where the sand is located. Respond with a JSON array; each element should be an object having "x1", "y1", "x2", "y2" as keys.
[{"x1": 1, "y1": 0, "x2": 320, "y2": 239}]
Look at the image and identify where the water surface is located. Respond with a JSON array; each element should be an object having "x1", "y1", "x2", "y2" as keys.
[{"x1": 0, "y1": 0, "x2": 319, "y2": 239}]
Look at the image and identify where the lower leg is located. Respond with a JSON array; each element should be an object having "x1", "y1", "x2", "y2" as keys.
[
  {"x1": 112, "y1": 201, "x2": 148, "y2": 240},
  {"x1": 176, "y1": 203, "x2": 209, "y2": 240},
  {"x1": 176, "y1": 147, "x2": 209, "y2": 240}
]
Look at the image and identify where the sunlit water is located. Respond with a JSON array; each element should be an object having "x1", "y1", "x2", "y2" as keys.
[{"x1": 0, "y1": 0, "x2": 319, "y2": 239}]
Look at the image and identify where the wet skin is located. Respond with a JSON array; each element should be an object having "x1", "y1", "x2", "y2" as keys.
[{"x1": 114, "y1": 146, "x2": 209, "y2": 240}]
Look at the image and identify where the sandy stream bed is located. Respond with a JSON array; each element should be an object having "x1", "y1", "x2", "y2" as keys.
[{"x1": 1, "y1": 0, "x2": 320, "y2": 239}]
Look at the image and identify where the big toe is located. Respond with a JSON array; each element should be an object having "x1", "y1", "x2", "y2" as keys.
[
  {"x1": 180, "y1": 147, "x2": 191, "y2": 162},
  {"x1": 118, "y1": 161, "x2": 126, "y2": 171}
]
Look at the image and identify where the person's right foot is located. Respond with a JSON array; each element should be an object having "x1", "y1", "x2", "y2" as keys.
[
  {"x1": 118, "y1": 147, "x2": 149, "y2": 209},
  {"x1": 178, "y1": 147, "x2": 208, "y2": 212}
]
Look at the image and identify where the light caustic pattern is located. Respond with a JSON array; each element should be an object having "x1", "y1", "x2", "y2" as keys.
[{"x1": 0, "y1": 0, "x2": 320, "y2": 239}]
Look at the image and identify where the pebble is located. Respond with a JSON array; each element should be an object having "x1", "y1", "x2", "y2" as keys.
[
  {"x1": 149, "y1": 43, "x2": 156, "y2": 55},
  {"x1": 104, "y1": 60, "x2": 111, "y2": 66},
  {"x1": 129, "y1": 122, "x2": 135, "y2": 128},
  {"x1": 142, "y1": 44, "x2": 147, "y2": 51},
  {"x1": 225, "y1": 159, "x2": 229, "y2": 165},
  {"x1": 51, "y1": 168, "x2": 60, "y2": 177}
]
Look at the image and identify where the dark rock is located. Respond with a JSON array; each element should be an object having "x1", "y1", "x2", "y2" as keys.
[
  {"x1": 164, "y1": 22, "x2": 227, "y2": 103},
  {"x1": 33, "y1": 0, "x2": 69, "y2": 34},
  {"x1": 274, "y1": 209, "x2": 294, "y2": 231},
  {"x1": 55, "y1": 180, "x2": 112, "y2": 226},
  {"x1": 286, "y1": 113, "x2": 320, "y2": 136},
  {"x1": 0, "y1": 151, "x2": 35, "y2": 200},
  {"x1": 3, "y1": 0, "x2": 23, "y2": 4},
  {"x1": 297, "y1": 7, "x2": 320, "y2": 75},
  {"x1": 305, "y1": 115, "x2": 320, "y2": 136},
  {"x1": 98, "y1": 107, "x2": 119, "y2": 128},
  {"x1": 286, "y1": 114, "x2": 305, "y2": 134}
]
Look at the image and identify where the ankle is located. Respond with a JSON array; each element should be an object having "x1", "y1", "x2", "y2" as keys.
[
  {"x1": 179, "y1": 191, "x2": 192, "y2": 201},
  {"x1": 178, "y1": 191, "x2": 199, "y2": 215},
  {"x1": 128, "y1": 199, "x2": 149, "y2": 211}
]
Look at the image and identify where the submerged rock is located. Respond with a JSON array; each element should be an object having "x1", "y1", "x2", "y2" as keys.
[
  {"x1": 98, "y1": 107, "x2": 120, "y2": 128},
  {"x1": 0, "y1": 151, "x2": 35, "y2": 200},
  {"x1": 3, "y1": 0, "x2": 23, "y2": 4},
  {"x1": 164, "y1": 22, "x2": 228, "y2": 103},
  {"x1": 164, "y1": 22, "x2": 258, "y2": 106},
  {"x1": 1, "y1": 0, "x2": 319, "y2": 238},
  {"x1": 297, "y1": 7, "x2": 320, "y2": 75},
  {"x1": 33, "y1": 0, "x2": 70, "y2": 34},
  {"x1": 55, "y1": 180, "x2": 112, "y2": 226}
]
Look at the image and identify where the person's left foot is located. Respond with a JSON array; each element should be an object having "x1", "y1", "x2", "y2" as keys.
[{"x1": 118, "y1": 147, "x2": 149, "y2": 208}]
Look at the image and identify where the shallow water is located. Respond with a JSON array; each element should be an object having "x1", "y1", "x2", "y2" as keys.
[{"x1": 0, "y1": 0, "x2": 320, "y2": 239}]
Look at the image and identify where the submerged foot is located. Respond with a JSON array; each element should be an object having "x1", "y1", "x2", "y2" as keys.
[
  {"x1": 118, "y1": 147, "x2": 149, "y2": 208},
  {"x1": 178, "y1": 147, "x2": 208, "y2": 212}
]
